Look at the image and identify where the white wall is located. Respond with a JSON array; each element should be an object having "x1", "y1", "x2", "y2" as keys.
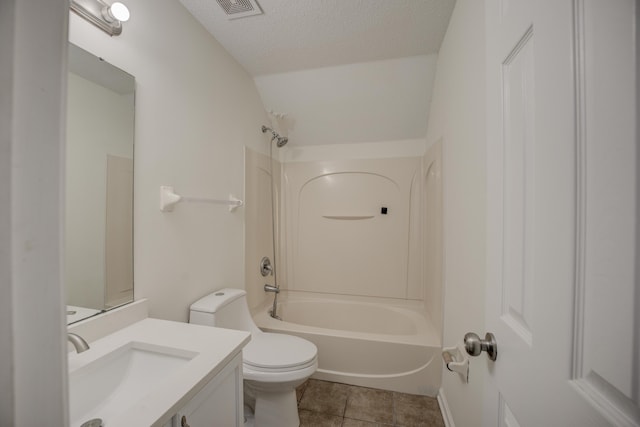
[
  {"x1": 68, "y1": 0, "x2": 270, "y2": 322},
  {"x1": 245, "y1": 140, "x2": 435, "y2": 314},
  {"x1": 424, "y1": 1, "x2": 487, "y2": 426},
  {"x1": 0, "y1": 0, "x2": 69, "y2": 425},
  {"x1": 254, "y1": 56, "x2": 438, "y2": 146}
]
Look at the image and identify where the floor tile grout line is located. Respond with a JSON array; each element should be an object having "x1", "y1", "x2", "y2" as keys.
[
  {"x1": 342, "y1": 384, "x2": 348, "y2": 418},
  {"x1": 391, "y1": 392, "x2": 396, "y2": 426}
]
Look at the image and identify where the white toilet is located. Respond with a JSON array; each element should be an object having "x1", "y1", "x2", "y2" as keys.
[{"x1": 189, "y1": 288, "x2": 318, "y2": 427}]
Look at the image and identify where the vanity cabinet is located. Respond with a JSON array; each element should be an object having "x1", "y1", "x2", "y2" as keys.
[
  {"x1": 165, "y1": 353, "x2": 243, "y2": 427},
  {"x1": 168, "y1": 353, "x2": 243, "y2": 427}
]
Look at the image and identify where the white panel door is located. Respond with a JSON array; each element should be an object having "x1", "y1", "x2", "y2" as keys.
[{"x1": 485, "y1": 0, "x2": 638, "y2": 426}]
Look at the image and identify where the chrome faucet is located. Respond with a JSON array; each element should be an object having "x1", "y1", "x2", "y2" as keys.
[
  {"x1": 68, "y1": 332, "x2": 90, "y2": 353},
  {"x1": 264, "y1": 284, "x2": 282, "y2": 320}
]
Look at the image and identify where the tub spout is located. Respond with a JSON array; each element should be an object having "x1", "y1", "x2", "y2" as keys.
[
  {"x1": 264, "y1": 284, "x2": 282, "y2": 320},
  {"x1": 264, "y1": 284, "x2": 280, "y2": 293}
]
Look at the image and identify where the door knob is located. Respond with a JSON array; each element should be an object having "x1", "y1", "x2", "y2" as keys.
[{"x1": 464, "y1": 332, "x2": 498, "y2": 361}]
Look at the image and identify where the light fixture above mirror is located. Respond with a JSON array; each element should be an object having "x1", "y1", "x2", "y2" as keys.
[{"x1": 70, "y1": 0, "x2": 130, "y2": 36}]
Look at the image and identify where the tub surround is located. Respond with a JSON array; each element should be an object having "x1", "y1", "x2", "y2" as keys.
[
  {"x1": 244, "y1": 143, "x2": 444, "y2": 396},
  {"x1": 282, "y1": 156, "x2": 423, "y2": 300},
  {"x1": 244, "y1": 148, "x2": 281, "y2": 312},
  {"x1": 67, "y1": 301, "x2": 250, "y2": 426},
  {"x1": 245, "y1": 143, "x2": 443, "y2": 313},
  {"x1": 421, "y1": 142, "x2": 443, "y2": 335}
]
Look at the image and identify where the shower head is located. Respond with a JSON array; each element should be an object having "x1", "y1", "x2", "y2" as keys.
[
  {"x1": 275, "y1": 136, "x2": 288, "y2": 147},
  {"x1": 261, "y1": 125, "x2": 288, "y2": 147}
]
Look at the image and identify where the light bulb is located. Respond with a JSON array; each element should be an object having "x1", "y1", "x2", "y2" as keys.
[{"x1": 107, "y1": 2, "x2": 130, "y2": 22}]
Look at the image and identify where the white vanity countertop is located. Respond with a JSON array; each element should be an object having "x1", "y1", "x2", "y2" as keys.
[{"x1": 67, "y1": 317, "x2": 250, "y2": 427}]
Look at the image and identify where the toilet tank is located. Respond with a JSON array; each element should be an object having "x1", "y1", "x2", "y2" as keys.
[{"x1": 189, "y1": 288, "x2": 258, "y2": 333}]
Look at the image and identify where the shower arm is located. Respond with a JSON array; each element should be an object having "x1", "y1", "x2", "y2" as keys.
[{"x1": 261, "y1": 125, "x2": 288, "y2": 147}]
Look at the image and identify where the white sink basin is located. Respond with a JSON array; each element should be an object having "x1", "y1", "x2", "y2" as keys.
[
  {"x1": 66, "y1": 317, "x2": 250, "y2": 426},
  {"x1": 69, "y1": 342, "x2": 195, "y2": 427}
]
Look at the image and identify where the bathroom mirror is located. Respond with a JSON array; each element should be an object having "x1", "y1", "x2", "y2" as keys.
[{"x1": 65, "y1": 43, "x2": 135, "y2": 324}]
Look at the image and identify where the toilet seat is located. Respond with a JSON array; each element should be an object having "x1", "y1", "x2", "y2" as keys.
[{"x1": 243, "y1": 333, "x2": 317, "y2": 372}]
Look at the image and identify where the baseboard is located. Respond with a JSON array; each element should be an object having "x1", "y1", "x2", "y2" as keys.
[{"x1": 437, "y1": 388, "x2": 455, "y2": 427}]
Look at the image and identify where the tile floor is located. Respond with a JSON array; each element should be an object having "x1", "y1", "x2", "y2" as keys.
[{"x1": 296, "y1": 379, "x2": 445, "y2": 427}]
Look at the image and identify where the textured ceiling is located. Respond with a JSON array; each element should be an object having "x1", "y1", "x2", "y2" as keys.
[{"x1": 178, "y1": 0, "x2": 456, "y2": 76}]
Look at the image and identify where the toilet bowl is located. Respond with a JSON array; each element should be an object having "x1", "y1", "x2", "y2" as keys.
[{"x1": 189, "y1": 288, "x2": 317, "y2": 427}]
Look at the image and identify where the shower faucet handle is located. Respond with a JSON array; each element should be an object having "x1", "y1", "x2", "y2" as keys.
[{"x1": 260, "y1": 256, "x2": 273, "y2": 276}]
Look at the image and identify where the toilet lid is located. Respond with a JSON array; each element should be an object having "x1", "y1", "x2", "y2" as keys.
[{"x1": 243, "y1": 333, "x2": 317, "y2": 370}]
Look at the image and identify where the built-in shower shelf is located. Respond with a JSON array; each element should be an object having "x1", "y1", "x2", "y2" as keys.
[{"x1": 322, "y1": 215, "x2": 375, "y2": 220}]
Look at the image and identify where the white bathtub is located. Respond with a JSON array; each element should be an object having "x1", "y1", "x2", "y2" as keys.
[{"x1": 253, "y1": 291, "x2": 442, "y2": 396}]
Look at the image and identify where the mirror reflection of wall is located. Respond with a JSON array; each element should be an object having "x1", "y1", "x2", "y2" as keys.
[{"x1": 66, "y1": 43, "x2": 135, "y2": 324}]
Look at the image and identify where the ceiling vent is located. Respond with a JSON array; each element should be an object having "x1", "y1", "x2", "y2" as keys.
[{"x1": 216, "y1": 0, "x2": 263, "y2": 20}]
